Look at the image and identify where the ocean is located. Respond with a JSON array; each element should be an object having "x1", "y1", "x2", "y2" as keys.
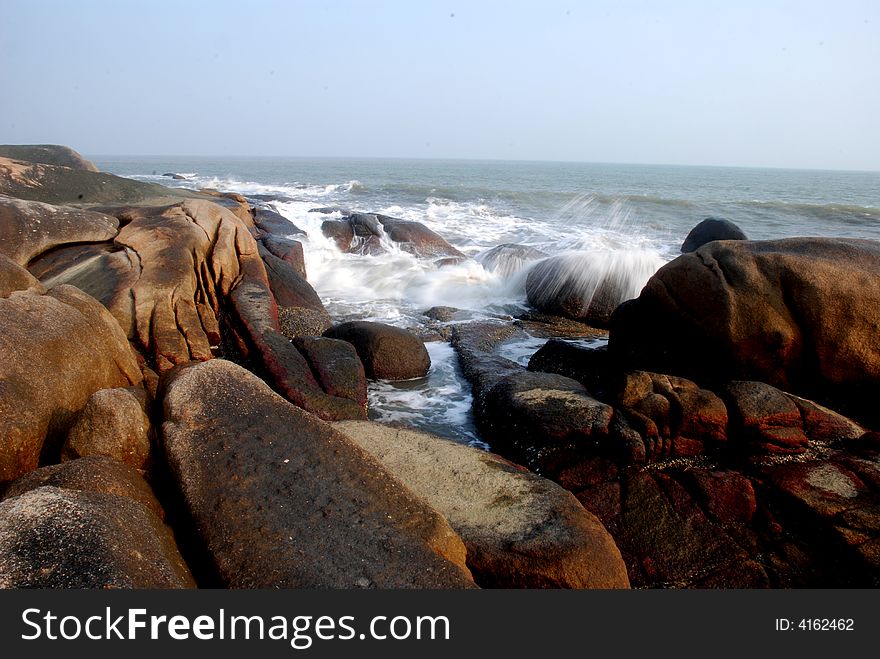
[{"x1": 94, "y1": 156, "x2": 880, "y2": 444}]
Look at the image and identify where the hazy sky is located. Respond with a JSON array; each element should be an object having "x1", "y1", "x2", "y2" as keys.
[{"x1": 1, "y1": 0, "x2": 878, "y2": 169}]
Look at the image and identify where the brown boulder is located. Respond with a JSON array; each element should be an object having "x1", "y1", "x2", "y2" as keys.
[
  {"x1": 0, "y1": 284, "x2": 142, "y2": 482},
  {"x1": 0, "y1": 253, "x2": 44, "y2": 297},
  {"x1": 334, "y1": 421, "x2": 629, "y2": 588},
  {"x1": 609, "y1": 238, "x2": 880, "y2": 424},
  {"x1": 292, "y1": 337, "x2": 368, "y2": 412},
  {"x1": 0, "y1": 486, "x2": 193, "y2": 588},
  {"x1": 260, "y1": 235, "x2": 307, "y2": 279},
  {"x1": 2, "y1": 455, "x2": 165, "y2": 520},
  {"x1": 724, "y1": 381, "x2": 809, "y2": 454},
  {"x1": 258, "y1": 244, "x2": 325, "y2": 312},
  {"x1": 322, "y1": 212, "x2": 465, "y2": 258},
  {"x1": 278, "y1": 306, "x2": 332, "y2": 338},
  {"x1": 62, "y1": 388, "x2": 151, "y2": 469},
  {"x1": 324, "y1": 321, "x2": 431, "y2": 380},
  {"x1": 161, "y1": 359, "x2": 476, "y2": 588},
  {"x1": 0, "y1": 144, "x2": 99, "y2": 171}
]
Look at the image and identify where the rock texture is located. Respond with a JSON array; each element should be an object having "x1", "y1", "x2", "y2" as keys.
[
  {"x1": 0, "y1": 144, "x2": 99, "y2": 172},
  {"x1": 609, "y1": 238, "x2": 880, "y2": 424},
  {"x1": 62, "y1": 388, "x2": 151, "y2": 469},
  {"x1": 0, "y1": 486, "x2": 193, "y2": 588},
  {"x1": 161, "y1": 360, "x2": 476, "y2": 589},
  {"x1": 322, "y1": 212, "x2": 465, "y2": 259},
  {"x1": 325, "y1": 321, "x2": 431, "y2": 380},
  {"x1": 334, "y1": 421, "x2": 629, "y2": 588},
  {"x1": 0, "y1": 285, "x2": 142, "y2": 482}
]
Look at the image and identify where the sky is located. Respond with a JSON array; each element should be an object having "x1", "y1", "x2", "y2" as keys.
[{"x1": 1, "y1": 0, "x2": 878, "y2": 170}]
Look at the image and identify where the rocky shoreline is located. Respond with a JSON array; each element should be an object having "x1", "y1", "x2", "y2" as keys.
[{"x1": 0, "y1": 145, "x2": 878, "y2": 588}]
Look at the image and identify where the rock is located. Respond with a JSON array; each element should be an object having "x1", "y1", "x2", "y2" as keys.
[
  {"x1": 258, "y1": 244, "x2": 325, "y2": 312},
  {"x1": 161, "y1": 360, "x2": 476, "y2": 588},
  {"x1": 685, "y1": 469, "x2": 757, "y2": 525},
  {"x1": 334, "y1": 421, "x2": 630, "y2": 588},
  {"x1": 0, "y1": 253, "x2": 44, "y2": 297},
  {"x1": 278, "y1": 306, "x2": 332, "y2": 338},
  {"x1": 324, "y1": 321, "x2": 431, "y2": 380},
  {"x1": 477, "y1": 243, "x2": 547, "y2": 277},
  {"x1": 724, "y1": 381, "x2": 809, "y2": 454},
  {"x1": 0, "y1": 486, "x2": 193, "y2": 588},
  {"x1": 62, "y1": 388, "x2": 151, "y2": 469},
  {"x1": 528, "y1": 339, "x2": 615, "y2": 395},
  {"x1": 251, "y1": 206, "x2": 304, "y2": 236},
  {"x1": 260, "y1": 235, "x2": 306, "y2": 279},
  {"x1": 609, "y1": 238, "x2": 880, "y2": 424},
  {"x1": 0, "y1": 156, "x2": 188, "y2": 205},
  {"x1": 0, "y1": 194, "x2": 119, "y2": 266},
  {"x1": 0, "y1": 144, "x2": 99, "y2": 172},
  {"x1": 162, "y1": 173, "x2": 187, "y2": 180},
  {"x1": 0, "y1": 284, "x2": 142, "y2": 482},
  {"x1": 322, "y1": 212, "x2": 464, "y2": 258},
  {"x1": 526, "y1": 251, "x2": 664, "y2": 327},
  {"x1": 423, "y1": 306, "x2": 461, "y2": 322},
  {"x1": 292, "y1": 337, "x2": 368, "y2": 412},
  {"x1": 681, "y1": 217, "x2": 748, "y2": 253},
  {"x1": 786, "y1": 394, "x2": 865, "y2": 442},
  {"x1": 2, "y1": 456, "x2": 165, "y2": 520}
]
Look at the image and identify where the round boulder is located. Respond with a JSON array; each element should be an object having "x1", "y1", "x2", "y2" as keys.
[
  {"x1": 324, "y1": 321, "x2": 431, "y2": 380},
  {"x1": 681, "y1": 217, "x2": 747, "y2": 253}
]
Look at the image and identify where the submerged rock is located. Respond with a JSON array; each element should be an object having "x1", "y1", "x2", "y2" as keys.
[
  {"x1": 477, "y1": 243, "x2": 547, "y2": 277},
  {"x1": 321, "y1": 212, "x2": 465, "y2": 259},
  {"x1": 162, "y1": 360, "x2": 476, "y2": 588}
]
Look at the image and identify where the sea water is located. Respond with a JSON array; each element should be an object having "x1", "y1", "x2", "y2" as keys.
[{"x1": 96, "y1": 156, "x2": 880, "y2": 444}]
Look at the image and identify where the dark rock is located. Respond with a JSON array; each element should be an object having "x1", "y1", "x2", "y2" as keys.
[
  {"x1": 321, "y1": 212, "x2": 465, "y2": 259},
  {"x1": 251, "y1": 206, "x2": 304, "y2": 236},
  {"x1": 292, "y1": 337, "x2": 368, "y2": 412},
  {"x1": 525, "y1": 251, "x2": 662, "y2": 328},
  {"x1": 477, "y1": 243, "x2": 547, "y2": 277},
  {"x1": 724, "y1": 381, "x2": 809, "y2": 454},
  {"x1": 0, "y1": 194, "x2": 119, "y2": 266},
  {"x1": 0, "y1": 284, "x2": 142, "y2": 482},
  {"x1": 325, "y1": 321, "x2": 431, "y2": 380},
  {"x1": 2, "y1": 456, "x2": 165, "y2": 520},
  {"x1": 681, "y1": 217, "x2": 747, "y2": 253},
  {"x1": 335, "y1": 421, "x2": 629, "y2": 588},
  {"x1": 258, "y1": 244, "x2": 325, "y2": 312},
  {"x1": 0, "y1": 486, "x2": 194, "y2": 588},
  {"x1": 0, "y1": 144, "x2": 99, "y2": 172},
  {"x1": 528, "y1": 339, "x2": 614, "y2": 395},
  {"x1": 609, "y1": 238, "x2": 880, "y2": 425},
  {"x1": 260, "y1": 235, "x2": 306, "y2": 279},
  {"x1": 423, "y1": 306, "x2": 461, "y2": 322},
  {"x1": 685, "y1": 469, "x2": 757, "y2": 525},
  {"x1": 162, "y1": 359, "x2": 476, "y2": 588},
  {"x1": 62, "y1": 388, "x2": 152, "y2": 469}
]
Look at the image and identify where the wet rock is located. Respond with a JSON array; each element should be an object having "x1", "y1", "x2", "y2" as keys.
[
  {"x1": 258, "y1": 244, "x2": 325, "y2": 312},
  {"x1": 476, "y1": 243, "x2": 547, "y2": 277},
  {"x1": 292, "y1": 337, "x2": 368, "y2": 413},
  {"x1": 423, "y1": 306, "x2": 461, "y2": 322},
  {"x1": 325, "y1": 321, "x2": 431, "y2": 380},
  {"x1": 681, "y1": 217, "x2": 747, "y2": 253},
  {"x1": 162, "y1": 359, "x2": 475, "y2": 588},
  {"x1": 0, "y1": 486, "x2": 193, "y2": 588},
  {"x1": 251, "y1": 206, "x2": 304, "y2": 236},
  {"x1": 322, "y1": 212, "x2": 465, "y2": 259},
  {"x1": 725, "y1": 381, "x2": 808, "y2": 454},
  {"x1": 62, "y1": 388, "x2": 151, "y2": 469},
  {"x1": 334, "y1": 421, "x2": 630, "y2": 588},
  {"x1": 2, "y1": 456, "x2": 165, "y2": 520},
  {"x1": 528, "y1": 339, "x2": 614, "y2": 395},
  {"x1": 260, "y1": 235, "x2": 306, "y2": 279},
  {"x1": 609, "y1": 238, "x2": 880, "y2": 425},
  {"x1": 0, "y1": 284, "x2": 142, "y2": 482}
]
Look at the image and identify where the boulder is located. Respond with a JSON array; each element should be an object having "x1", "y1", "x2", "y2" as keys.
[
  {"x1": 62, "y1": 388, "x2": 151, "y2": 469},
  {"x1": 0, "y1": 194, "x2": 119, "y2": 266},
  {"x1": 0, "y1": 486, "x2": 193, "y2": 588},
  {"x1": 292, "y1": 337, "x2": 368, "y2": 412},
  {"x1": 477, "y1": 243, "x2": 547, "y2": 277},
  {"x1": 251, "y1": 206, "x2": 304, "y2": 236},
  {"x1": 278, "y1": 306, "x2": 332, "y2": 338},
  {"x1": 609, "y1": 238, "x2": 880, "y2": 424},
  {"x1": 2, "y1": 456, "x2": 165, "y2": 520},
  {"x1": 322, "y1": 212, "x2": 464, "y2": 259},
  {"x1": 334, "y1": 421, "x2": 630, "y2": 589},
  {"x1": 0, "y1": 284, "x2": 142, "y2": 482},
  {"x1": 681, "y1": 217, "x2": 747, "y2": 253},
  {"x1": 161, "y1": 360, "x2": 476, "y2": 588},
  {"x1": 260, "y1": 235, "x2": 306, "y2": 279},
  {"x1": 528, "y1": 339, "x2": 615, "y2": 396},
  {"x1": 0, "y1": 144, "x2": 99, "y2": 172},
  {"x1": 0, "y1": 253, "x2": 43, "y2": 297},
  {"x1": 724, "y1": 381, "x2": 809, "y2": 455},
  {"x1": 526, "y1": 251, "x2": 664, "y2": 327},
  {"x1": 324, "y1": 321, "x2": 431, "y2": 380},
  {"x1": 258, "y1": 244, "x2": 325, "y2": 312}
]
